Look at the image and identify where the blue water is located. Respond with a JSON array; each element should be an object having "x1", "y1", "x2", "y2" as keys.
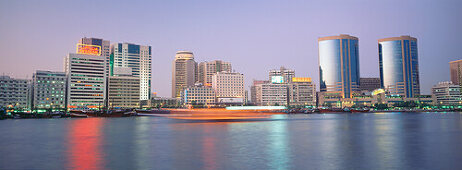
[{"x1": 1, "y1": 112, "x2": 462, "y2": 170}]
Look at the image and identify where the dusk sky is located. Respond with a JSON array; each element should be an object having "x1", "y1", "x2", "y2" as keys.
[{"x1": 1, "y1": 0, "x2": 461, "y2": 97}]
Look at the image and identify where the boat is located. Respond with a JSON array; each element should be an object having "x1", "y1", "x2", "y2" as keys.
[
  {"x1": 350, "y1": 108, "x2": 371, "y2": 113},
  {"x1": 70, "y1": 113, "x2": 88, "y2": 118},
  {"x1": 135, "y1": 109, "x2": 171, "y2": 114},
  {"x1": 318, "y1": 108, "x2": 345, "y2": 113}
]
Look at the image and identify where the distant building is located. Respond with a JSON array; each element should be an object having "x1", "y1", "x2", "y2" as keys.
[
  {"x1": 181, "y1": 84, "x2": 216, "y2": 105},
  {"x1": 108, "y1": 76, "x2": 140, "y2": 108},
  {"x1": 359, "y1": 78, "x2": 381, "y2": 92},
  {"x1": 256, "y1": 77, "x2": 316, "y2": 106},
  {"x1": 77, "y1": 37, "x2": 110, "y2": 76},
  {"x1": 198, "y1": 60, "x2": 232, "y2": 86},
  {"x1": 111, "y1": 43, "x2": 152, "y2": 100},
  {"x1": 318, "y1": 91, "x2": 435, "y2": 108},
  {"x1": 450, "y1": 60, "x2": 462, "y2": 88},
  {"x1": 318, "y1": 34, "x2": 360, "y2": 98},
  {"x1": 269, "y1": 67, "x2": 295, "y2": 83},
  {"x1": 65, "y1": 53, "x2": 106, "y2": 110},
  {"x1": 250, "y1": 80, "x2": 269, "y2": 105},
  {"x1": 432, "y1": 82, "x2": 462, "y2": 105},
  {"x1": 379, "y1": 35, "x2": 420, "y2": 98},
  {"x1": 0, "y1": 76, "x2": 30, "y2": 109},
  {"x1": 172, "y1": 51, "x2": 197, "y2": 98},
  {"x1": 212, "y1": 71, "x2": 245, "y2": 104},
  {"x1": 32, "y1": 71, "x2": 66, "y2": 109},
  {"x1": 151, "y1": 97, "x2": 181, "y2": 108}
]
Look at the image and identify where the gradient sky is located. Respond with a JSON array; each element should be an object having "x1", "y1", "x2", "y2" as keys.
[{"x1": 1, "y1": 0, "x2": 461, "y2": 97}]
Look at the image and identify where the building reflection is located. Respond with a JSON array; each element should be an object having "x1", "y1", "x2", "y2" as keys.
[{"x1": 67, "y1": 118, "x2": 105, "y2": 170}]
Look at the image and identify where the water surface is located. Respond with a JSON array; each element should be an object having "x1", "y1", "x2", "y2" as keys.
[{"x1": 1, "y1": 112, "x2": 462, "y2": 169}]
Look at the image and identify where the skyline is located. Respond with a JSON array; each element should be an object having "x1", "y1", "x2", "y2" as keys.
[{"x1": 1, "y1": 0, "x2": 461, "y2": 97}]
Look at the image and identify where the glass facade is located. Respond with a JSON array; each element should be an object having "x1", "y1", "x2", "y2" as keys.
[
  {"x1": 379, "y1": 36, "x2": 420, "y2": 98},
  {"x1": 319, "y1": 35, "x2": 360, "y2": 98}
]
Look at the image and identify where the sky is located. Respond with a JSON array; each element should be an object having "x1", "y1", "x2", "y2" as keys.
[{"x1": 1, "y1": 0, "x2": 461, "y2": 97}]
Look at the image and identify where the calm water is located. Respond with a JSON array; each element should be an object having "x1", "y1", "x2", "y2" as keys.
[{"x1": 1, "y1": 112, "x2": 462, "y2": 170}]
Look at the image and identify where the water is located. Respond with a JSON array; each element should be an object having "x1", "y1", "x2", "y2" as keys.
[{"x1": 1, "y1": 112, "x2": 462, "y2": 170}]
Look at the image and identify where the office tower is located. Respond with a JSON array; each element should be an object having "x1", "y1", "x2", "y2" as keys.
[
  {"x1": 250, "y1": 80, "x2": 269, "y2": 105},
  {"x1": 181, "y1": 84, "x2": 216, "y2": 105},
  {"x1": 77, "y1": 37, "x2": 110, "y2": 76},
  {"x1": 318, "y1": 34, "x2": 360, "y2": 98},
  {"x1": 0, "y1": 76, "x2": 30, "y2": 109},
  {"x1": 432, "y1": 82, "x2": 461, "y2": 105},
  {"x1": 212, "y1": 71, "x2": 245, "y2": 104},
  {"x1": 111, "y1": 43, "x2": 152, "y2": 100},
  {"x1": 172, "y1": 51, "x2": 197, "y2": 98},
  {"x1": 65, "y1": 53, "x2": 106, "y2": 110},
  {"x1": 379, "y1": 35, "x2": 420, "y2": 97},
  {"x1": 269, "y1": 67, "x2": 295, "y2": 83},
  {"x1": 359, "y1": 78, "x2": 381, "y2": 92},
  {"x1": 32, "y1": 71, "x2": 66, "y2": 109},
  {"x1": 450, "y1": 59, "x2": 462, "y2": 88},
  {"x1": 198, "y1": 60, "x2": 232, "y2": 86}
]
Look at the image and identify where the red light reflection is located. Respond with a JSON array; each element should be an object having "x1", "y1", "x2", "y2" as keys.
[{"x1": 67, "y1": 118, "x2": 104, "y2": 170}]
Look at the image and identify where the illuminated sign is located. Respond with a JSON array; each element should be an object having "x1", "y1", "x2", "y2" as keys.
[
  {"x1": 372, "y1": 89, "x2": 385, "y2": 96},
  {"x1": 76, "y1": 44, "x2": 101, "y2": 56},
  {"x1": 292, "y1": 77, "x2": 312, "y2": 83},
  {"x1": 271, "y1": 76, "x2": 284, "y2": 83}
]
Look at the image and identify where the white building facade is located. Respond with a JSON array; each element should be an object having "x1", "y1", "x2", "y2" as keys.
[
  {"x1": 32, "y1": 70, "x2": 67, "y2": 109},
  {"x1": 212, "y1": 71, "x2": 245, "y2": 104}
]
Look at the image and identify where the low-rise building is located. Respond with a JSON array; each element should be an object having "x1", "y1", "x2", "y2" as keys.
[
  {"x1": 212, "y1": 71, "x2": 245, "y2": 104},
  {"x1": 32, "y1": 71, "x2": 67, "y2": 109},
  {"x1": 182, "y1": 84, "x2": 216, "y2": 105},
  {"x1": 0, "y1": 76, "x2": 31, "y2": 109},
  {"x1": 432, "y1": 81, "x2": 462, "y2": 105}
]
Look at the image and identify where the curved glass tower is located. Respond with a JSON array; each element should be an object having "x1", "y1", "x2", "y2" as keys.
[
  {"x1": 378, "y1": 36, "x2": 420, "y2": 98},
  {"x1": 318, "y1": 34, "x2": 360, "y2": 98}
]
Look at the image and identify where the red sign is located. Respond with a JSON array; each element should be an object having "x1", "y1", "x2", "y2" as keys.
[{"x1": 77, "y1": 44, "x2": 101, "y2": 56}]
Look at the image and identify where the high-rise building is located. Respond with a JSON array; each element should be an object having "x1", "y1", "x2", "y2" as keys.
[
  {"x1": 198, "y1": 60, "x2": 232, "y2": 86},
  {"x1": 269, "y1": 67, "x2": 295, "y2": 83},
  {"x1": 65, "y1": 53, "x2": 106, "y2": 110},
  {"x1": 450, "y1": 59, "x2": 462, "y2": 88},
  {"x1": 77, "y1": 37, "x2": 110, "y2": 76},
  {"x1": 0, "y1": 76, "x2": 30, "y2": 109},
  {"x1": 359, "y1": 78, "x2": 381, "y2": 92},
  {"x1": 318, "y1": 34, "x2": 360, "y2": 98},
  {"x1": 379, "y1": 35, "x2": 420, "y2": 98},
  {"x1": 111, "y1": 43, "x2": 152, "y2": 100},
  {"x1": 431, "y1": 82, "x2": 461, "y2": 105},
  {"x1": 32, "y1": 71, "x2": 66, "y2": 109},
  {"x1": 212, "y1": 71, "x2": 245, "y2": 104},
  {"x1": 172, "y1": 51, "x2": 197, "y2": 98}
]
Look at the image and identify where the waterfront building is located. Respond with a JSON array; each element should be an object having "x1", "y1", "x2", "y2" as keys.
[
  {"x1": 269, "y1": 67, "x2": 295, "y2": 83},
  {"x1": 198, "y1": 60, "x2": 232, "y2": 86},
  {"x1": 379, "y1": 35, "x2": 420, "y2": 98},
  {"x1": 181, "y1": 84, "x2": 216, "y2": 105},
  {"x1": 318, "y1": 91, "x2": 435, "y2": 108},
  {"x1": 359, "y1": 78, "x2": 381, "y2": 92},
  {"x1": 77, "y1": 37, "x2": 110, "y2": 76},
  {"x1": 250, "y1": 80, "x2": 269, "y2": 105},
  {"x1": 151, "y1": 97, "x2": 181, "y2": 108},
  {"x1": 64, "y1": 53, "x2": 106, "y2": 110},
  {"x1": 256, "y1": 77, "x2": 316, "y2": 106},
  {"x1": 450, "y1": 59, "x2": 462, "y2": 88},
  {"x1": 0, "y1": 76, "x2": 30, "y2": 109},
  {"x1": 290, "y1": 77, "x2": 316, "y2": 106},
  {"x1": 431, "y1": 81, "x2": 462, "y2": 105},
  {"x1": 172, "y1": 51, "x2": 197, "y2": 98},
  {"x1": 108, "y1": 76, "x2": 140, "y2": 108},
  {"x1": 32, "y1": 71, "x2": 66, "y2": 109},
  {"x1": 212, "y1": 71, "x2": 245, "y2": 104},
  {"x1": 111, "y1": 43, "x2": 152, "y2": 100},
  {"x1": 318, "y1": 34, "x2": 360, "y2": 98}
]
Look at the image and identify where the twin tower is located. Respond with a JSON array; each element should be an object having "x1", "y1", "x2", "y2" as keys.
[{"x1": 319, "y1": 34, "x2": 419, "y2": 98}]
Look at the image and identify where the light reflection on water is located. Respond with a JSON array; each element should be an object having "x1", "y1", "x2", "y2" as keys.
[{"x1": 0, "y1": 113, "x2": 462, "y2": 169}]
